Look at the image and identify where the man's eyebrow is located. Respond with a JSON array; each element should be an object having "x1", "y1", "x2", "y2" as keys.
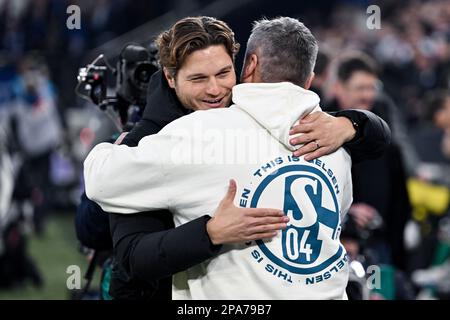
[
  {"x1": 186, "y1": 65, "x2": 233, "y2": 79},
  {"x1": 215, "y1": 65, "x2": 233, "y2": 74}
]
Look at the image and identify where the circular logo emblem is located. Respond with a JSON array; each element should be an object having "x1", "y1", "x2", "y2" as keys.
[{"x1": 251, "y1": 164, "x2": 342, "y2": 274}]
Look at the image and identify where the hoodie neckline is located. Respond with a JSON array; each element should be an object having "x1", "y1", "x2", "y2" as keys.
[{"x1": 232, "y1": 82, "x2": 321, "y2": 151}]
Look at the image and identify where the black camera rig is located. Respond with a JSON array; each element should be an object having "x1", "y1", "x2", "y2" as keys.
[{"x1": 76, "y1": 44, "x2": 159, "y2": 129}]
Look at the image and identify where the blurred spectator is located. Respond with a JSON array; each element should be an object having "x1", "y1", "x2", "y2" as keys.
[
  {"x1": 0, "y1": 54, "x2": 44, "y2": 289},
  {"x1": 9, "y1": 54, "x2": 62, "y2": 234},
  {"x1": 326, "y1": 51, "x2": 421, "y2": 176},
  {"x1": 414, "y1": 90, "x2": 450, "y2": 186},
  {"x1": 324, "y1": 52, "x2": 412, "y2": 272}
]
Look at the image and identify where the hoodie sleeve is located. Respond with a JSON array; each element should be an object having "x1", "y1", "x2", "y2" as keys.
[{"x1": 84, "y1": 134, "x2": 179, "y2": 214}]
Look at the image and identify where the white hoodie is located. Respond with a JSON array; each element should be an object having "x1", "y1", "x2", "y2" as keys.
[{"x1": 84, "y1": 82, "x2": 353, "y2": 300}]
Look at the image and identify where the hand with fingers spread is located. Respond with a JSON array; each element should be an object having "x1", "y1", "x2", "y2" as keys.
[
  {"x1": 289, "y1": 111, "x2": 356, "y2": 161},
  {"x1": 206, "y1": 179, "x2": 289, "y2": 245}
]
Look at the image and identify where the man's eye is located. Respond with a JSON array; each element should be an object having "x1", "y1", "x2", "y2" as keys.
[
  {"x1": 217, "y1": 71, "x2": 230, "y2": 78},
  {"x1": 191, "y1": 77, "x2": 206, "y2": 82}
]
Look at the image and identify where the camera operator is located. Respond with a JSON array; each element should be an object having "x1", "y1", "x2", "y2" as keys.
[{"x1": 76, "y1": 16, "x2": 391, "y2": 300}]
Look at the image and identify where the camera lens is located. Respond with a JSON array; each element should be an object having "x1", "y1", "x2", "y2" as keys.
[
  {"x1": 134, "y1": 63, "x2": 152, "y2": 84},
  {"x1": 138, "y1": 70, "x2": 149, "y2": 82}
]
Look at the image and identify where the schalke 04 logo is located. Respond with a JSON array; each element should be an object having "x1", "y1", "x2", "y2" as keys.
[{"x1": 251, "y1": 164, "x2": 343, "y2": 275}]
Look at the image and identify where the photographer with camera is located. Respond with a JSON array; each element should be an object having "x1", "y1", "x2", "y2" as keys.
[{"x1": 77, "y1": 16, "x2": 391, "y2": 300}]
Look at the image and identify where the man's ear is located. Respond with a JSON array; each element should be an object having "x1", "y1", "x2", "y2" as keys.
[
  {"x1": 304, "y1": 72, "x2": 315, "y2": 90},
  {"x1": 163, "y1": 67, "x2": 176, "y2": 89},
  {"x1": 241, "y1": 54, "x2": 258, "y2": 83}
]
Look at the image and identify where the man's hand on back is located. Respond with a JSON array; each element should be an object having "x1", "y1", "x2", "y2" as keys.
[
  {"x1": 289, "y1": 111, "x2": 356, "y2": 160},
  {"x1": 206, "y1": 179, "x2": 289, "y2": 245}
]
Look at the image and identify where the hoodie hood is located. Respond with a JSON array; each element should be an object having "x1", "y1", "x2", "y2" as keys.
[{"x1": 232, "y1": 82, "x2": 321, "y2": 151}]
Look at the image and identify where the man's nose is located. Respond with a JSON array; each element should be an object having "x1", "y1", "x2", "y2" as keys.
[{"x1": 206, "y1": 78, "x2": 221, "y2": 96}]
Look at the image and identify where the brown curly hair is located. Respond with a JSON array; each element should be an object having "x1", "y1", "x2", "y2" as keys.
[{"x1": 156, "y1": 16, "x2": 240, "y2": 77}]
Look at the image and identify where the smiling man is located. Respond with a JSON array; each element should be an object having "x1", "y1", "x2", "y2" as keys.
[
  {"x1": 156, "y1": 17, "x2": 237, "y2": 111},
  {"x1": 163, "y1": 45, "x2": 235, "y2": 110}
]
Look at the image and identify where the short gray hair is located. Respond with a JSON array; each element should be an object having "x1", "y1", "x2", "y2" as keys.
[{"x1": 244, "y1": 17, "x2": 318, "y2": 87}]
